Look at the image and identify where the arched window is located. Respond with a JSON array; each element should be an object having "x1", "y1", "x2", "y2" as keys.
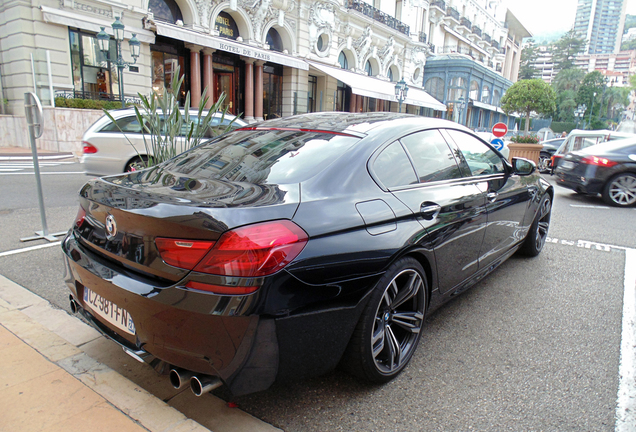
[
  {"x1": 447, "y1": 76, "x2": 466, "y2": 101},
  {"x1": 365, "y1": 60, "x2": 372, "y2": 76},
  {"x1": 266, "y1": 28, "x2": 284, "y2": 52},
  {"x1": 481, "y1": 85, "x2": 491, "y2": 104},
  {"x1": 215, "y1": 11, "x2": 239, "y2": 40},
  {"x1": 148, "y1": 0, "x2": 183, "y2": 23},
  {"x1": 338, "y1": 52, "x2": 349, "y2": 69},
  {"x1": 424, "y1": 77, "x2": 444, "y2": 102},
  {"x1": 492, "y1": 89, "x2": 501, "y2": 106},
  {"x1": 388, "y1": 68, "x2": 395, "y2": 82},
  {"x1": 469, "y1": 80, "x2": 479, "y2": 100}
]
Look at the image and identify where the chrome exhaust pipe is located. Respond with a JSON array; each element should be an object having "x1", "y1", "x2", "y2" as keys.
[
  {"x1": 190, "y1": 375, "x2": 222, "y2": 397},
  {"x1": 69, "y1": 295, "x2": 79, "y2": 314},
  {"x1": 169, "y1": 368, "x2": 195, "y2": 389}
]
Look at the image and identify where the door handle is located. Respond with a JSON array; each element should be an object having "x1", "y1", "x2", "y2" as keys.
[
  {"x1": 420, "y1": 203, "x2": 441, "y2": 220},
  {"x1": 487, "y1": 192, "x2": 498, "y2": 202}
]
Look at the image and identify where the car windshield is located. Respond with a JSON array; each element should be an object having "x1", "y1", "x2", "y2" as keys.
[{"x1": 156, "y1": 129, "x2": 360, "y2": 184}]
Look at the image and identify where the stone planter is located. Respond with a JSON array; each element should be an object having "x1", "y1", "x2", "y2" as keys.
[{"x1": 507, "y1": 143, "x2": 542, "y2": 166}]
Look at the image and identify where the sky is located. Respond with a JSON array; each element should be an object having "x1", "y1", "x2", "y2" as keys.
[{"x1": 505, "y1": 0, "x2": 636, "y2": 43}]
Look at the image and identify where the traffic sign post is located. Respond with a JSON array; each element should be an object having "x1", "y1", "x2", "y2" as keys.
[
  {"x1": 21, "y1": 92, "x2": 67, "y2": 243},
  {"x1": 490, "y1": 138, "x2": 505, "y2": 152},
  {"x1": 492, "y1": 122, "x2": 508, "y2": 138}
]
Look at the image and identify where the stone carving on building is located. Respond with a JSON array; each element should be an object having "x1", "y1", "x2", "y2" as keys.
[
  {"x1": 379, "y1": 36, "x2": 396, "y2": 72},
  {"x1": 308, "y1": 2, "x2": 337, "y2": 56},
  {"x1": 196, "y1": 0, "x2": 212, "y2": 29},
  {"x1": 61, "y1": 0, "x2": 113, "y2": 18},
  {"x1": 353, "y1": 25, "x2": 373, "y2": 68}
]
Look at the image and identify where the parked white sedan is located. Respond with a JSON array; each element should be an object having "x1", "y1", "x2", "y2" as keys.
[{"x1": 80, "y1": 108, "x2": 246, "y2": 176}]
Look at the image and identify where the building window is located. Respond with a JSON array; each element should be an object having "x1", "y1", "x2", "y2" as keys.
[
  {"x1": 308, "y1": 75, "x2": 317, "y2": 112},
  {"x1": 266, "y1": 28, "x2": 284, "y2": 52},
  {"x1": 481, "y1": 85, "x2": 491, "y2": 104},
  {"x1": 447, "y1": 76, "x2": 466, "y2": 101},
  {"x1": 148, "y1": 0, "x2": 183, "y2": 23},
  {"x1": 338, "y1": 51, "x2": 349, "y2": 69},
  {"x1": 69, "y1": 28, "x2": 119, "y2": 100},
  {"x1": 215, "y1": 11, "x2": 239, "y2": 40},
  {"x1": 336, "y1": 80, "x2": 349, "y2": 111},
  {"x1": 424, "y1": 77, "x2": 444, "y2": 102},
  {"x1": 469, "y1": 80, "x2": 479, "y2": 100},
  {"x1": 151, "y1": 50, "x2": 185, "y2": 101},
  {"x1": 263, "y1": 64, "x2": 283, "y2": 120},
  {"x1": 492, "y1": 89, "x2": 501, "y2": 106},
  {"x1": 365, "y1": 60, "x2": 373, "y2": 76}
]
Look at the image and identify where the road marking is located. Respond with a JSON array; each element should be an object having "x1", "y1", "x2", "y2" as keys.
[
  {"x1": 546, "y1": 237, "x2": 629, "y2": 252},
  {"x1": 0, "y1": 242, "x2": 62, "y2": 258},
  {"x1": 0, "y1": 154, "x2": 74, "y2": 161},
  {"x1": 570, "y1": 204, "x2": 610, "y2": 209},
  {"x1": 616, "y1": 248, "x2": 636, "y2": 431}
]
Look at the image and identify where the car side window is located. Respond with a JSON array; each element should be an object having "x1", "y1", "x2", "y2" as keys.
[
  {"x1": 373, "y1": 142, "x2": 419, "y2": 189},
  {"x1": 400, "y1": 130, "x2": 463, "y2": 182},
  {"x1": 100, "y1": 116, "x2": 144, "y2": 133},
  {"x1": 445, "y1": 130, "x2": 504, "y2": 176}
]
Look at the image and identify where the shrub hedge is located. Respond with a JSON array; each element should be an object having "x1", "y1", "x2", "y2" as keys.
[{"x1": 54, "y1": 97, "x2": 127, "y2": 110}]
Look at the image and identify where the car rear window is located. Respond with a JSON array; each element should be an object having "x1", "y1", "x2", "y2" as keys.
[{"x1": 156, "y1": 129, "x2": 360, "y2": 184}]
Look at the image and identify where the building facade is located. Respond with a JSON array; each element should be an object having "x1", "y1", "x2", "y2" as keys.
[
  {"x1": 574, "y1": 49, "x2": 636, "y2": 87},
  {"x1": 573, "y1": 0, "x2": 628, "y2": 55},
  {"x1": 0, "y1": 0, "x2": 527, "y2": 131}
]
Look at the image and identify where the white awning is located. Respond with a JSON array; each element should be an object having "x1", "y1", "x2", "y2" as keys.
[
  {"x1": 41, "y1": 6, "x2": 155, "y2": 43},
  {"x1": 307, "y1": 61, "x2": 447, "y2": 111},
  {"x1": 156, "y1": 22, "x2": 308, "y2": 70},
  {"x1": 471, "y1": 99, "x2": 500, "y2": 112}
]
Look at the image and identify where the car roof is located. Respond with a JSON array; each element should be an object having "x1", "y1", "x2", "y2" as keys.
[
  {"x1": 566, "y1": 129, "x2": 611, "y2": 137},
  {"x1": 241, "y1": 112, "x2": 468, "y2": 136},
  {"x1": 579, "y1": 137, "x2": 636, "y2": 154}
]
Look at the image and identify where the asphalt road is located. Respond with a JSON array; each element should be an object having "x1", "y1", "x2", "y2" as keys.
[{"x1": 0, "y1": 160, "x2": 634, "y2": 431}]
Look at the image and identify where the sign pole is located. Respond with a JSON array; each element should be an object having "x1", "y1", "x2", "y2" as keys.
[{"x1": 20, "y1": 92, "x2": 67, "y2": 242}]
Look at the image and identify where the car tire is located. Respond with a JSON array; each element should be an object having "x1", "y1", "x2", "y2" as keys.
[
  {"x1": 538, "y1": 152, "x2": 551, "y2": 174},
  {"x1": 602, "y1": 173, "x2": 636, "y2": 207},
  {"x1": 519, "y1": 194, "x2": 552, "y2": 257},
  {"x1": 341, "y1": 257, "x2": 427, "y2": 383},
  {"x1": 125, "y1": 155, "x2": 150, "y2": 172}
]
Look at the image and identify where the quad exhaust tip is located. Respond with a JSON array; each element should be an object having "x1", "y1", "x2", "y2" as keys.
[{"x1": 190, "y1": 375, "x2": 222, "y2": 397}]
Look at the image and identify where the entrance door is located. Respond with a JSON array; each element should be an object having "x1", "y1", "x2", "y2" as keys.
[{"x1": 215, "y1": 73, "x2": 234, "y2": 114}]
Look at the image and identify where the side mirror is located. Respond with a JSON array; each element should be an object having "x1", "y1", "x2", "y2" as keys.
[{"x1": 511, "y1": 157, "x2": 536, "y2": 176}]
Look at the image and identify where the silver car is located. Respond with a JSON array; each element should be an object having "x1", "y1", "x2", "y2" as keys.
[{"x1": 80, "y1": 108, "x2": 247, "y2": 176}]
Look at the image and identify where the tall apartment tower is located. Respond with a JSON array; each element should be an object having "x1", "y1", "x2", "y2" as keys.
[{"x1": 574, "y1": 0, "x2": 628, "y2": 54}]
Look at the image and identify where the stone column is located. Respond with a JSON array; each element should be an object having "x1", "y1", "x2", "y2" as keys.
[
  {"x1": 202, "y1": 49, "x2": 215, "y2": 109},
  {"x1": 188, "y1": 46, "x2": 202, "y2": 108},
  {"x1": 350, "y1": 94, "x2": 357, "y2": 113},
  {"x1": 242, "y1": 58, "x2": 255, "y2": 123},
  {"x1": 255, "y1": 61, "x2": 265, "y2": 122}
]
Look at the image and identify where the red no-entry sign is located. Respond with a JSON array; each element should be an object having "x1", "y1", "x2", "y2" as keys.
[{"x1": 492, "y1": 122, "x2": 508, "y2": 138}]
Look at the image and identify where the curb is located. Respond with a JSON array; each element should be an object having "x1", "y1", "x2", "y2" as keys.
[
  {"x1": 0, "y1": 275, "x2": 281, "y2": 432},
  {"x1": 0, "y1": 153, "x2": 76, "y2": 162}
]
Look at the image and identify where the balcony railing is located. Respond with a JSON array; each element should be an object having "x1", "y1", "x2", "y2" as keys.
[
  {"x1": 471, "y1": 26, "x2": 481, "y2": 37},
  {"x1": 418, "y1": 32, "x2": 427, "y2": 43},
  {"x1": 460, "y1": 17, "x2": 471, "y2": 28},
  {"x1": 446, "y1": 6, "x2": 460, "y2": 21},
  {"x1": 439, "y1": 46, "x2": 486, "y2": 63},
  {"x1": 345, "y1": 0, "x2": 410, "y2": 36},
  {"x1": 431, "y1": 0, "x2": 446, "y2": 10},
  {"x1": 491, "y1": 40, "x2": 499, "y2": 50},
  {"x1": 483, "y1": 34, "x2": 491, "y2": 44}
]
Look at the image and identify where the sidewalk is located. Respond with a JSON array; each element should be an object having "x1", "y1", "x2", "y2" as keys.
[
  {"x1": 0, "y1": 274, "x2": 280, "y2": 432},
  {"x1": 0, "y1": 146, "x2": 75, "y2": 161}
]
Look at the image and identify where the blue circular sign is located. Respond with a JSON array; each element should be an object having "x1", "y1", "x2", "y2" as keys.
[{"x1": 490, "y1": 138, "x2": 504, "y2": 151}]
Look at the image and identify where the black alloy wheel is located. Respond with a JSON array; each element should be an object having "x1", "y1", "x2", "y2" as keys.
[
  {"x1": 602, "y1": 173, "x2": 636, "y2": 207},
  {"x1": 519, "y1": 194, "x2": 552, "y2": 257},
  {"x1": 125, "y1": 155, "x2": 151, "y2": 172},
  {"x1": 342, "y1": 258, "x2": 427, "y2": 383},
  {"x1": 538, "y1": 152, "x2": 551, "y2": 174}
]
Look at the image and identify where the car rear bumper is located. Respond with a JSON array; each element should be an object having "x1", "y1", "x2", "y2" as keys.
[
  {"x1": 61, "y1": 231, "x2": 371, "y2": 394},
  {"x1": 555, "y1": 171, "x2": 604, "y2": 195}
]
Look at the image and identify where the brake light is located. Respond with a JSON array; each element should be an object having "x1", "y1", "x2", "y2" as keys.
[
  {"x1": 581, "y1": 156, "x2": 617, "y2": 167},
  {"x1": 155, "y1": 238, "x2": 216, "y2": 270},
  {"x1": 74, "y1": 206, "x2": 86, "y2": 228},
  {"x1": 82, "y1": 142, "x2": 98, "y2": 154},
  {"x1": 155, "y1": 220, "x2": 308, "y2": 278}
]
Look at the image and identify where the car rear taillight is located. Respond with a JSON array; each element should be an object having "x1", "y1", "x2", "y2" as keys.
[
  {"x1": 581, "y1": 156, "x2": 617, "y2": 167},
  {"x1": 155, "y1": 239, "x2": 216, "y2": 270},
  {"x1": 184, "y1": 281, "x2": 259, "y2": 295},
  {"x1": 82, "y1": 142, "x2": 98, "y2": 154},
  {"x1": 193, "y1": 220, "x2": 308, "y2": 277},
  {"x1": 74, "y1": 206, "x2": 86, "y2": 228},
  {"x1": 155, "y1": 220, "x2": 308, "y2": 278}
]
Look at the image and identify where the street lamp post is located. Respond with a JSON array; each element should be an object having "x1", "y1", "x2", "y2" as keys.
[
  {"x1": 588, "y1": 91, "x2": 597, "y2": 129},
  {"x1": 394, "y1": 79, "x2": 409, "y2": 113},
  {"x1": 96, "y1": 17, "x2": 141, "y2": 108},
  {"x1": 574, "y1": 104, "x2": 586, "y2": 129}
]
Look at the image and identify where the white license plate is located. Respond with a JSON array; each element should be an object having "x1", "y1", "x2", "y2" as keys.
[
  {"x1": 561, "y1": 161, "x2": 575, "y2": 170},
  {"x1": 83, "y1": 288, "x2": 136, "y2": 335}
]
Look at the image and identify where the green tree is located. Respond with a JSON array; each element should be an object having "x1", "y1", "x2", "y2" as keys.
[
  {"x1": 519, "y1": 39, "x2": 539, "y2": 80},
  {"x1": 552, "y1": 68, "x2": 585, "y2": 93},
  {"x1": 552, "y1": 30, "x2": 586, "y2": 71},
  {"x1": 501, "y1": 79, "x2": 556, "y2": 133}
]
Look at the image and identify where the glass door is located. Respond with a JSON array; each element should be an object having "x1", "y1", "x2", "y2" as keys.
[{"x1": 215, "y1": 73, "x2": 234, "y2": 114}]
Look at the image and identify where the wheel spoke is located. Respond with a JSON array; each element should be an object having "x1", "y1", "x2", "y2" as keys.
[
  {"x1": 538, "y1": 221, "x2": 549, "y2": 236},
  {"x1": 385, "y1": 325, "x2": 401, "y2": 369},
  {"x1": 372, "y1": 325, "x2": 385, "y2": 359},
  {"x1": 391, "y1": 273, "x2": 422, "y2": 309},
  {"x1": 391, "y1": 312, "x2": 424, "y2": 333}
]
